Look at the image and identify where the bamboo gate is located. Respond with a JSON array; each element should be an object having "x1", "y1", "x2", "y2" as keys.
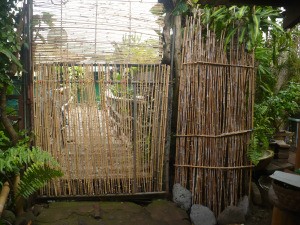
[
  {"x1": 175, "y1": 11, "x2": 255, "y2": 215},
  {"x1": 33, "y1": 64, "x2": 170, "y2": 196}
]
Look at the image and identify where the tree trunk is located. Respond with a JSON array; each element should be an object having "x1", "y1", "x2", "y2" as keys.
[
  {"x1": 171, "y1": 14, "x2": 182, "y2": 132},
  {"x1": 0, "y1": 83, "x2": 19, "y2": 145},
  {"x1": 162, "y1": 12, "x2": 172, "y2": 65},
  {"x1": 14, "y1": 175, "x2": 25, "y2": 216}
]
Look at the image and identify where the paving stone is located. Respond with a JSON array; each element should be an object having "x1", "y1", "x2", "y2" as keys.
[{"x1": 35, "y1": 200, "x2": 192, "y2": 225}]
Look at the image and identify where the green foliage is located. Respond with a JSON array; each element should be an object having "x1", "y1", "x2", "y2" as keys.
[
  {"x1": 0, "y1": 131, "x2": 10, "y2": 148},
  {"x1": 0, "y1": 133, "x2": 63, "y2": 199},
  {"x1": 18, "y1": 163, "x2": 62, "y2": 198},
  {"x1": 255, "y1": 26, "x2": 300, "y2": 101},
  {"x1": 265, "y1": 82, "x2": 300, "y2": 131},
  {"x1": 173, "y1": 3, "x2": 283, "y2": 51},
  {"x1": 110, "y1": 68, "x2": 134, "y2": 97},
  {"x1": 0, "y1": 48, "x2": 23, "y2": 69},
  {"x1": 0, "y1": 0, "x2": 24, "y2": 81},
  {"x1": 248, "y1": 82, "x2": 300, "y2": 164},
  {"x1": 201, "y1": 5, "x2": 282, "y2": 51},
  {"x1": 247, "y1": 133, "x2": 269, "y2": 165},
  {"x1": 172, "y1": 0, "x2": 190, "y2": 16},
  {"x1": 248, "y1": 104, "x2": 274, "y2": 165}
]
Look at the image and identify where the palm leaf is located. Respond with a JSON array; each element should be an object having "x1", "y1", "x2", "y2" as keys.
[{"x1": 224, "y1": 27, "x2": 238, "y2": 49}]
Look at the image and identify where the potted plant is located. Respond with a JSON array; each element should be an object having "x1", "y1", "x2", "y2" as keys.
[
  {"x1": 266, "y1": 82, "x2": 300, "y2": 136},
  {"x1": 248, "y1": 104, "x2": 275, "y2": 168},
  {"x1": 248, "y1": 82, "x2": 300, "y2": 167}
]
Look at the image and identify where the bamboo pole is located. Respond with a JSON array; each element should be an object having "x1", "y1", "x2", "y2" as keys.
[{"x1": 0, "y1": 182, "x2": 10, "y2": 216}]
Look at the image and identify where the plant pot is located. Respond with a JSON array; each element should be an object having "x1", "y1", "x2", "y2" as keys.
[
  {"x1": 274, "y1": 130, "x2": 294, "y2": 141},
  {"x1": 271, "y1": 176, "x2": 300, "y2": 213},
  {"x1": 254, "y1": 150, "x2": 274, "y2": 171}
]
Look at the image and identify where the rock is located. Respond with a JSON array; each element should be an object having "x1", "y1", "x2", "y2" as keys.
[
  {"x1": 32, "y1": 204, "x2": 44, "y2": 216},
  {"x1": 217, "y1": 206, "x2": 245, "y2": 225},
  {"x1": 15, "y1": 211, "x2": 36, "y2": 225},
  {"x1": 2, "y1": 210, "x2": 16, "y2": 224},
  {"x1": 190, "y1": 204, "x2": 217, "y2": 225},
  {"x1": 14, "y1": 216, "x2": 28, "y2": 225},
  {"x1": 268, "y1": 185, "x2": 279, "y2": 206},
  {"x1": 237, "y1": 195, "x2": 250, "y2": 217},
  {"x1": 172, "y1": 183, "x2": 192, "y2": 211},
  {"x1": 251, "y1": 182, "x2": 262, "y2": 205}
]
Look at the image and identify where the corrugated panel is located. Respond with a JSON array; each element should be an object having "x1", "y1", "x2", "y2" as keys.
[{"x1": 32, "y1": 0, "x2": 164, "y2": 64}]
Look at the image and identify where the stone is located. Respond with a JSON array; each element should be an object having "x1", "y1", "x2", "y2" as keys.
[
  {"x1": 217, "y1": 206, "x2": 245, "y2": 225},
  {"x1": 2, "y1": 210, "x2": 16, "y2": 224},
  {"x1": 189, "y1": 204, "x2": 217, "y2": 225},
  {"x1": 15, "y1": 212, "x2": 35, "y2": 225},
  {"x1": 237, "y1": 195, "x2": 250, "y2": 217},
  {"x1": 268, "y1": 185, "x2": 279, "y2": 206},
  {"x1": 32, "y1": 204, "x2": 44, "y2": 216},
  {"x1": 172, "y1": 183, "x2": 192, "y2": 211},
  {"x1": 251, "y1": 182, "x2": 262, "y2": 205}
]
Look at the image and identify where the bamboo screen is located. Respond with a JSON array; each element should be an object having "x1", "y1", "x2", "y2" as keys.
[
  {"x1": 32, "y1": 0, "x2": 164, "y2": 64},
  {"x1": 175, "y1": 11, "x2": 255, "y2": 216},
  {"x1": 33, "y1": 64, "x2": 170, "y2": 196}
]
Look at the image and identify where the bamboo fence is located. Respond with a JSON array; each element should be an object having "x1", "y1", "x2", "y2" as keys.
[
  {"x1": 33, "y1": 63, "x2": 170, "y2": 196},
  {"x1": 175, "y1": 10, "x2": 255, "y2": 216}
]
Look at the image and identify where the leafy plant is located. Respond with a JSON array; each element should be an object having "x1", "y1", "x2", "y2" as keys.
[
  {"x1": 173, "y1": 2, "x2": 283, "y2": 51},
  {"x1": 0, "y1": 133, "x2": 63, "y2": 214},
  {"x1": 248, "y1": 104, "x2": 274, "y2": 165},
  {"x1": 248, "y1": 82, "x2": 300, "y2": 164},
  {"x1": 247, "y1": 132, "x2": 269, "y2": 165},
  {"x1": 263, "y1": 82, "x2": 300, "y2": 132},
  {"x1": 0, "y1": 0, "x2": 25, "y2": 146}
]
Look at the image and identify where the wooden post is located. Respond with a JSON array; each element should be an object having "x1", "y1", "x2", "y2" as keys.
[
  {"x1": 132, "y1": 80, "x2": 137, "y2": 193},
  {"x1": 295, "y1": 122, "x2": 300, "y2": 169}
]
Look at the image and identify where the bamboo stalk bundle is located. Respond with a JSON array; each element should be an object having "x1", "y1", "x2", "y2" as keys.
[
  {"x1": 175, "y1": 10, "x2": 255, "y2": 216},
  {"x1": 33, "y1": 63, "x2": 170, "y2": 197}
]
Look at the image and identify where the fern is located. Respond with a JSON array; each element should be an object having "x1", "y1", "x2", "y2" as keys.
[
  {"x1": 0, "y1": 133, "x2": 63, "y2": 198},
  {"x1": 0, "y1": 131, "x2": 10, "y2": 148},
  {"x1": 0, "y1": 146, "x2": 60, "y2": 173},
  {"x1": 17, "y1": 163, "x2": 63, "y2": 198},
  {"x1": 29, "y1": 147, "x2": 61, "y2": 167},
  {"x1": 247, "y1": 132, "x2": 268, "y2": 165}
]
